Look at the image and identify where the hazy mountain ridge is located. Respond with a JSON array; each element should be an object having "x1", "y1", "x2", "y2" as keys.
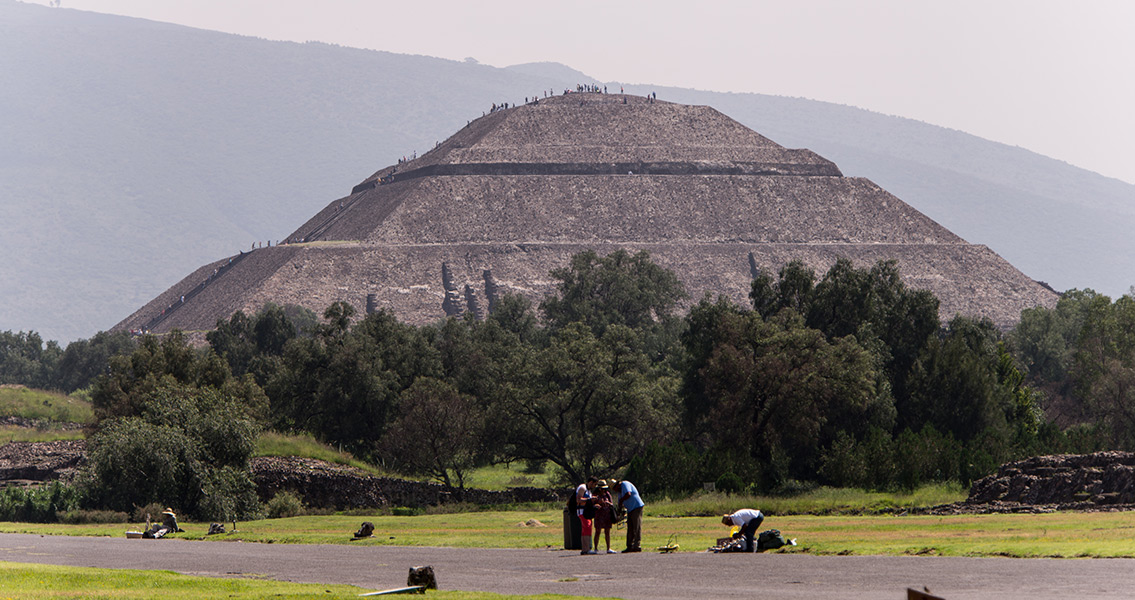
[{"x1": 3, "y1": 1, "x2": 1132, "y2": 341}]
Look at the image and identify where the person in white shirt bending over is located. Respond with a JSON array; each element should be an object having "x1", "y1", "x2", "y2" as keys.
[{"x1": 721, "y1": 508, "x2": 764, "y2": 552}]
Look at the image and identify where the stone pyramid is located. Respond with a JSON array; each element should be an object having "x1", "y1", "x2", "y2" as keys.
[{"x1": 115, "y1": 93, "x2": 1056, "y2": 334}]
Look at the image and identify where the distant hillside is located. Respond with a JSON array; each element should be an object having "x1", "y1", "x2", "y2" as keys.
[{"x1": 3, "y1": 1, "x2": 1132, "y2": 341}]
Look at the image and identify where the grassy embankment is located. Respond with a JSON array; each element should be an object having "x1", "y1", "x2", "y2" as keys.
[
  {"x1": 0, "y1": 386, "x2": 90, "y2": 443},
  {"x1": 0, "y1": 561, "x2": 607, "y2": 600},
  {"x1": 253, "y1": 431, "x2": 386, "y2": 476}
]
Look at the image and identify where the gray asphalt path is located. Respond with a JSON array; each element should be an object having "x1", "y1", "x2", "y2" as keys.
[{"x1": 3, "y1": 533, "x2": 1135, "y2": 599}]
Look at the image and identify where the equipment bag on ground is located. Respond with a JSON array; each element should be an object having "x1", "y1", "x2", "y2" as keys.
[{"x1": 757, "y1": 529, "x2": 788, "y2": 550}]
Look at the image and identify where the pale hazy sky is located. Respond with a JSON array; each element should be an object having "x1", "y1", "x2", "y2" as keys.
[{"x1": 26, "y1": 0, "x2": 1135, "y2": 185}]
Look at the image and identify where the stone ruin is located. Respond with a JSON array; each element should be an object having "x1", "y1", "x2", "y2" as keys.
[
  {"x1": 927, "y1": 451, "x2": 1135, "y2": 514},
  {"x1": 0, "y1": 440, "x2": 85, "y2": 484},
  {"x1": 114, "y1": 92, "x2": 1056, "y2": 336}
]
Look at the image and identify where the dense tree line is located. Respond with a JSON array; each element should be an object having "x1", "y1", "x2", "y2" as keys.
[{"x1": 5, "y1": 250, "x2": 1135, "y2": 506}]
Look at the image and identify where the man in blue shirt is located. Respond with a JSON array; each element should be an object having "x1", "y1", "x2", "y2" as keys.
[{"x1": 617, "y1": 480, "x2": 644, "y2": 552}]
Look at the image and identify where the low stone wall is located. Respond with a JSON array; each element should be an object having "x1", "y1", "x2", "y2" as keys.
[{"x1": 250, "y1": 456, "x2": 563, "y2": 510}]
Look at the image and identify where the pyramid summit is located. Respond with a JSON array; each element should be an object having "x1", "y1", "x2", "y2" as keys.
[{"x1": 115, "y1": 92, "x2": 1056, "y2": 334}]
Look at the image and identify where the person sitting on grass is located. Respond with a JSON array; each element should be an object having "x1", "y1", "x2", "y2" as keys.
[{"x1": 722, "y1": 508, "x2": 764, "y2": 552}]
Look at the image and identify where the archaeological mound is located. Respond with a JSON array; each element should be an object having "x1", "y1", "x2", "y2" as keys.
[{"x1": 115, "y1": 93, "x2": 1056, "y2": 333}]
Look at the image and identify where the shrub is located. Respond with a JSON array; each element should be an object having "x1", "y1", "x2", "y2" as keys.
[
  {"x1": 0, "y1": 482, "x2": 82, "y2": 523},
  {"x1": 131, "y1": 502, "x2": 166, "y2": 523},
  {"x1": 715, "y1": 472, "x2": 744, "y2": 494},
  {"x1": 623, "y1": 442, "x2": 705, "y2": 496},
  {"x1": 82, "y1": 380, "x2": 261, "y2": 520},
  {"x1": 198, "y1": 465, "x2": 261, "y2": 522},
  {"x1": 56, "y1": 509, "x2": 129, "y2": 524},
  {"x1": 265, "y1": 491, "x2": 305, "y2": 519},
  {"x1": 84, "y1": 418, "x2": 204, "y2": 514}
]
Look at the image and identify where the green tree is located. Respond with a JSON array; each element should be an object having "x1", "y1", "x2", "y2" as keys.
[
  {"x1": 55, "y1": 330, "x2": 136, "y2": 393},
  {"x1": 208, "y1": 303, "x2": 315, "y2": 386},
  {"x1": 1009, "y1": 289, "x2": 1097, "y2": 422},
  {"x1": 680, "y1": 294, "x2": 746, "y2": 432},
  {"x1": 694, "y1": 309, "x2": 883, "y2": 485},
  {"x1": 0, "y1": 330, "x2": 62, "y2": 389},
  {"x1": 83, "y1": 380, "x2": 260, "y2": 519},
  {"x1": 540, "y1": 249, "x2": 686, "y2": 335},
  {"x1": 1072, "y1": 292, "x2": 1135, "y2": 447},
  {"x1": 380, "y1": 377, "x2": 485, "y2": 493},
  {"x1": 266, "y1": 306, "x2": 439, "y2": 458},
  {"x1": 497, "y1": 323, "x2": 679, "y2": 483},
  {"x1": 90, "y1": 331, "x2": 266, "y2": 423},
  {"x1": 904, "y1": 316, "x2": 1005, "y2": 440},
  {"x1": 805, "y1": 259, "x2": 939, "y2": 407},
  {"x1": 487, "y1": 293, "x2": 542, "y2": 345}
]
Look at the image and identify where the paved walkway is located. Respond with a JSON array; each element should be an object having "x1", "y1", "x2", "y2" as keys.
[{"x1": 3, "y1": 533, "x2": 1135, "y2": 599}]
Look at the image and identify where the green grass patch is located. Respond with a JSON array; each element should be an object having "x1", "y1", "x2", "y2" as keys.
[
  {"x1": 0, "y1": 386, "x2": 93, "y2": 424},
  {"x1": 0, "y1": 424, "x2": 85, "y2": 443},
  {"x1": 648, "y1": 482, "x2": 967, "y2": 517},
  {"x1": 463, "y1": 462, "x2": 556, "y2": 491},
  {"x1": 6, "y1": 507, "x2": 1135, "y2": 558},
  {"x1": 0, "y1": 561, "x2": 608, "y2": 599},
  {"x1": 254, "y1": 431, "x2": 385, "y2": 476}
]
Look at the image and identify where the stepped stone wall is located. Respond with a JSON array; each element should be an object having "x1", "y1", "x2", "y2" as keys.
[
  {"x1": 312, "y1": 175, "x2": 960, "y2": 246},
  {"x1": 118, "y1": 239, "x2": 1052, "y2": 335}
]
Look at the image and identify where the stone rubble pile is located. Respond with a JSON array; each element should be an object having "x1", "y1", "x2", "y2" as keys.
[
  {"x1": 0, "y1": 440, "x2": 86, "y2": 483},
  {"x1": 922, "y1": 451, "x2": 1135, "y2": 515}
]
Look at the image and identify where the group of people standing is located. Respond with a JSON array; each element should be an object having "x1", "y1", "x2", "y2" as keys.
[
  {"x1": 572, "y1": 477, "x2": 771, "y2": 555},
  {"x1": 574, "y1": 476, "x2": 644, "y2": 554}
]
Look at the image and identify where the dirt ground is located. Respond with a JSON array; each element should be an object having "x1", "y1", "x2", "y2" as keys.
[{"x1": 3, "y1": 533, "x2": 1135, "y2": 599}]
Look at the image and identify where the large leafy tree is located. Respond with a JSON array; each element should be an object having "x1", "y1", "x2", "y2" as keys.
[
  {"x1": 380, "y1": 377, "x2": 486, "y2": 494},
  {"x1": 90, "y1": 330, "x2": 265, "y2": 423},
  {"x1": 497, "y1": 323, "x2": 679, "y2": 483},
  {"x1": 749, "y1": 260, "x2": 816, "y2": 319},
  {"x1": 0, "y1": 330, "x2": 62, "y2": 390},
  {"x1": 751, "y1": 258, "x2": 938, "y2": 413},
  {"x1": 904, "y1": 316, "x2": 1043, "y2": 444},
  {"x1": 807, "y1": 259, "x2": 939, "y2": 404},
  {"x1": 694, "y1": 309, "x2": 884, "y2": 484},
  {"x1": 1010, "y1": 289, "x2": 1097, "y2": 417},
  {"x1": 208, "y1": 303, "x2": 318, "y2": 388},
  {"x1": 1071, "y1": 292, "x2": 1135, "y2": 447},
  {"x1": 55, "y1": 330, "x2": 136, "y2": 393},
  {"x1": 540, "y1": 249, "x2": 686, "y2": 336},
  {"x1": 266, "y1": 304, "x2": 440, "y2": 458}
]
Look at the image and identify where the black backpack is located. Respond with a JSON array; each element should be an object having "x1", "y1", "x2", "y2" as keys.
[{"x1": 757, "y1": 529, "x2": 788, "y2": 550}]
